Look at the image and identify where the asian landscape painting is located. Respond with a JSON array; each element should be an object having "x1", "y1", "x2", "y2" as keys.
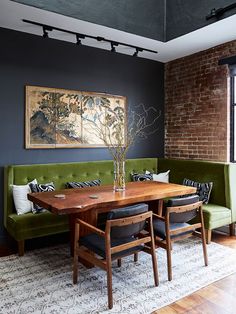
[{"x1": 25, "y1": 85, "x2": 126, "y2": 148}]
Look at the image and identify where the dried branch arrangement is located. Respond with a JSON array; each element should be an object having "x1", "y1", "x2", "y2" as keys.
[
  {"x1": 83, "y1": 101, "x2": 160, "y2": 190},
  {"x1": 84, "y1": 103, "x2": 161, "y2": 161}
]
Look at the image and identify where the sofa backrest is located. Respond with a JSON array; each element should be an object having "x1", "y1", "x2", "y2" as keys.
[
  {"x1": 5, "y1": 157, "x2": 235, "y2": 227},
  {"x1": 4, "y1": 158, "x2": 157, "y2": 227},
  {"x1": 158, "y1": 158, "x2": 228, "y2": 207}
]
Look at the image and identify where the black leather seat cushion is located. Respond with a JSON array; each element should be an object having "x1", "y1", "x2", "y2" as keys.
[
  {"x1": 80, "y1": 233, "x2": 143, "y2": 259},
  {"x1": 153, "y1": 220, "x2": 193, "y2": 240}
]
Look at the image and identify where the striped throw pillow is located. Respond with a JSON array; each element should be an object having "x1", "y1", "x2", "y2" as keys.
[
  {"x1": 131, "y1": 173, "x2": 153, "y2": 181},
  {"x1": 29, "y1": 182, "x2": 55, "y2": 213},
  {"x1": 66, "y1": 179, "x2": 101, "y2": 189},
  {"x1": 183, "y1": 178, "x2": 213, "y2": 204}
]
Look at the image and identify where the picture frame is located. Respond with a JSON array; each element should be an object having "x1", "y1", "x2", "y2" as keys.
[{"x1": 25, "y1": 85, "x2": 127, "y2": 149}]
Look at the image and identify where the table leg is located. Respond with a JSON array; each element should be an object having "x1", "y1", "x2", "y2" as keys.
[
  {"x1": 148, "y1": 199, "x2": 164, "y2": 216},
  {"x1": 69, "y1": 214, "x2": 77, "y2": 257},
  {"x1": 157, "y1": 199, "x2": 164, "y2": 216},
  {"x1": 69, "y1": 209, "x2": 97, "y2": 268}
]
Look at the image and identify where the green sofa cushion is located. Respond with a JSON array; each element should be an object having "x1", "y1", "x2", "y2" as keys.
[
  {"x1": 190, "y1": 204, "x2": 231, "y2": 229},
  {"x1": 202, "y1": 204, "x2": 231, "y2": 229},
  {"x1": 7, "y1": 211, "x2": 69, "y2": 241}
]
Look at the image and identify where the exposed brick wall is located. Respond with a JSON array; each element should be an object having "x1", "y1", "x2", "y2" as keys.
[{"x1": 165, "y1": 40, "x2": 236, "y2": 162}]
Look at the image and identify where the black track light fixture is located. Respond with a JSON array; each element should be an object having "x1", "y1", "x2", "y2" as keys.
[
  {"x1": 76, "y1": 34, "x2": 85, "y2": 45},
  {"x1": 42, "y1": 26, "x2": 49, "y2": 38},
  {"x1": 133, "y1": 48, "x2": 143, "y2": 57},
  {"x1": 42, "y1": 26, "x2": 52, "y2": 38},
  {"x1": 97, "y1": 36, "x2": 105, "y2": 42},
  {"x1": 206, "y1": 2, "x2": 236, "y2": 20},
  {"x1": 110, "y1": 42, "x2": 118, "y2": 52},
  {"x1": 23, "y1": 19, "x2": 157, "y2": 57},
  {"x1": 133, "y1": 48, "x2": 138, "y2": 57},
  {"x1": 111, "y1": 42, "x2": 116, "y2": 52}
]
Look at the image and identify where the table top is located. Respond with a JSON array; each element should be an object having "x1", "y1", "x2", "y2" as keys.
[{"x1": 28, "y1": 181, "x2": 197, "y2": 215}]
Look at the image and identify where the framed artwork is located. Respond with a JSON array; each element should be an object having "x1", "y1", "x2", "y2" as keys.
[{"x1": 25, "y1": 85, "x2": 127, "y2": 149}]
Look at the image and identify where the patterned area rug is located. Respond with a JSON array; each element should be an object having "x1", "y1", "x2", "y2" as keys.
[{"x1": 1, "y1": 238, "x2": 236, "y2": 314}]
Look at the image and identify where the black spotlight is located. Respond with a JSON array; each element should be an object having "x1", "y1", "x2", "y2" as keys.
[
  {"x1": 42, "y1": 26, "x2": 49, "y2": 38},
  {"x1": 76, "y1": 34, "x2": 85, "y2": 45},
  {"x1": 133, "y1": 48, "x2": 139, "y2": 57},
  {"x1": 133, "y1": 50, "x2": 138, "y2": 57},
  {"x1": 133, "y1": 48, "x2": 143, "y2": 57},
  {"x1": 110, "y1": 42, "x2": 116, "y2": 52},
  {"x1": 97, "y1": 36, "x2": 105, "y2": 42},
  {"x1": 76, "y1": 35, "x2": 81, "y2": 45}
]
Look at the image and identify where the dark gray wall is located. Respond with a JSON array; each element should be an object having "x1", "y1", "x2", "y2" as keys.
[{"x1": 0, "y1": 27, "x2": 164, "y2": 243}]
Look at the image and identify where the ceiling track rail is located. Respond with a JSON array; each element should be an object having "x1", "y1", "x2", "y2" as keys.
[{"x1": 22, "y1": 19, "x2": 158, "y2": 57}]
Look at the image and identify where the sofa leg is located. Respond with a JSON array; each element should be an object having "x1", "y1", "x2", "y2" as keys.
[
  {"x1": 205, "y1": 229, "x2": 212, "y2": 244},
  {"x1": 18, "y1": 240, "x2": 25, "y2": 256},
  {"x1": 229, "y1": 223, "x2": 236, "y2": 236}
]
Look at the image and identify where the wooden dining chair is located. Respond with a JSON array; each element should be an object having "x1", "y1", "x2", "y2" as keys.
[
  {"x1": 153, "y1": 195, "x2": 208, "y2": 281},
  {"x1": 73, "y1": 203, "x2": 159, "y2": 309}
]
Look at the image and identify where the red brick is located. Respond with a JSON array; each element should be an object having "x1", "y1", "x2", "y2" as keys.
[{"x1": 164, "y1": 40, "x2": 235, "y2": 161}]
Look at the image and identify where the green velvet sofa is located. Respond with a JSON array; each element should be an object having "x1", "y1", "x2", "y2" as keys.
[
  {"x1": 4, "y1": 158, "x2": 157, "y2": 255},
  {"x1": 158, "y1": 158, "x2": 236, "y2": 243},
  {"x1": 4, "y1": 157, "x2": 236, "y2": 255}
]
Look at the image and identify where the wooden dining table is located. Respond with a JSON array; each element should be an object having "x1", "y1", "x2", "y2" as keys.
[{"x1": 28, "y1": 181, "x2": 196, "y2": 256}]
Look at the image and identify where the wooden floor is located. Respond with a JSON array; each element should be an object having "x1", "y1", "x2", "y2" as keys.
[{"x1": 153, "y1": 232, "x2": 236, "y2": 314}]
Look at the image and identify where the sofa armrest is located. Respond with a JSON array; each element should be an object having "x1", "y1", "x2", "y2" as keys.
[
  {"x1": 4, "y1": 166, "x2": 14, "y2": 229},
  {"x1": 227, "y1": 164, "x2": 236, "y2": 223}
]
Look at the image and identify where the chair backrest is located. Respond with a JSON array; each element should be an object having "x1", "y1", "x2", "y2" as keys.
[
  {"x1": 165, "y1": 194, "x2": 200, "y2": 223},
  {"x1": 107, "y1": 203, "x2": 148, "y2": 239}
]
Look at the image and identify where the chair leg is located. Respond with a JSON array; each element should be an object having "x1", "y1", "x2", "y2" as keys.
[
  {"x1": 73, "y1": 254, "x2": 78, "y2": 284},
  {"x1": 230, "y1": 223, "x2": 235, "y2": 236},
  {"x1": 205, "y1": 229, "x2": 212, "y2": 244},
  {"x1": 150, "y1": 239, "x2": 159, "y2": 286},
  {"x1": 134, "y1": 252, "x2": 138, "y2": 262},
  {"x1": 73, "y1": 223, "x2": 80, "y2": 284},
  {"x1": 165, "y1": 216, "x2": 172, "y2": 281},
  {"x1": 148, "y1": 217, "x2": 159, "y2": 286},
  {"x1": 199, "y1": 207, "x2": 208, "y2": 266},
  {"x1": 106, "y1": 257, "x2": 113, "y2": 309},
  {"x1": 105, "y1": 230, "x2": 113, "y2": 309},
  {"x1": 166, "y1": 239, "x2": 172, "y2": 281},
  {"x1": 18, "y1": 240, "x2": 24, "y2": 256},
  {"x1": 201, "y1": 228, "x2": 208, "y2": 266},
  {"x1": 117, "y1": 258, "x2": 121, "y2": 267}
]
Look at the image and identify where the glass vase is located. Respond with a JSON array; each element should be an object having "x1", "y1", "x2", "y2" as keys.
[{"x1": 113, "y1": 160, "x2": 126, "y2": 191}]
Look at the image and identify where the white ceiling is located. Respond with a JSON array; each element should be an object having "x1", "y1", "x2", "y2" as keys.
[{"x1": 1, "y1": 0, "x2": 236, "y2": 63}]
